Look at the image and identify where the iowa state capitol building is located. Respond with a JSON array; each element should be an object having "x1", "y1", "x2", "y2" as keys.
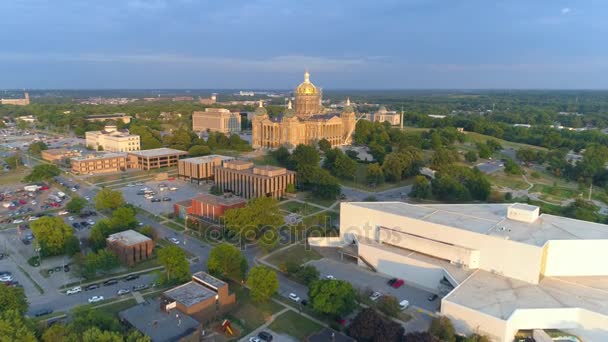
[{"x1": 252, "y1": 71, "x2": 356, "y2": 149}]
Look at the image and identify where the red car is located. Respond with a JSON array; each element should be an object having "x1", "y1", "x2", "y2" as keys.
[
  {"x1": 391, "y1": 279, "x2": 404, "y2": 288},
  {"x1": 50, "y1": 202, "x2": 60, "y2": 207},
  {"x1": 18, "y1": 199, "x2": 27, "y2": 205},
  {"x1": 40, "y1": 186, "x2": 49, "y2": 190}
]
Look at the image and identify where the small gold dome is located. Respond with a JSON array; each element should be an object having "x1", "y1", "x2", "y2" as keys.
[{"x1": 295, "y1": 70, "x2": 318, "y2": 95}]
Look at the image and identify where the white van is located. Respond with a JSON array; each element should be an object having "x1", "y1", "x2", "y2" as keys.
[{"x1": 399, "y1": 299, "x2": 409, "y2": 310}]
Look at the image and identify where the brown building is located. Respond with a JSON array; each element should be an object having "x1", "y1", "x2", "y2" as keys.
[
  {"x1": 127, "y1": 148, "x2": 188, "y2": 170},
  {"x1": 177, "y1": 155, "x2": 234, "y2": 184},
  {"x1": 252, "y1": 71, "x2": 356, "y2": 149},
  {"x1": 86, "y1": 113, "x2": 132, "y2": 124},
  {"x1": 70, "y1": 152, "x2": 128, "y2": 175},
  {"x1": 0, "y1": 91, "x2": 30, "y2": 106},
  {"x1": 41, "y1": 148, "x2": 80, "y2": 162},
  {"x1": 198, "y1": 95, "x2": 217, "y2": 105},
  {"x1": 106, "y1": 230, "x2": 154, "y2": 266},
  {"x1": 192, "y1": 108, "x2": 241, "y2": 134},
  {"x1": 214, "y1": 160, "x2": 295, "y2": 199},
  {"x1": 174, "y1": 193, "x2": 247, "y2": 221},
  {"x1": 160, "y1": 271, "x2": 236, "y2": 322}
]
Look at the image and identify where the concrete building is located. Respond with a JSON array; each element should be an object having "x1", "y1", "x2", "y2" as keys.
[
  {"x1": 70, "y1": 152, "x2": 128, "y2": 174},
  {"x1": 160, "y1": 271, "x2": 236, "y2": 322},
  {"x1": 192, "y1": 108, "x2": 241, "y2": 134},
  {"x1": 174, "y1": 193, "x2": 246, "y2": 221},
  {"x1": 85, "y1": 125, "x2": 140, "y2": 152},
  {"x1": 362, "y1": 106, "x2": 401, "y2": 125},
  {"x1": 41, "y1": 148, "x2": 80, "y2": 162},
  {"x1": 16, "y1": 115, "x2": 36, "y2": 123},
  {"x1": 85, "y1": 113, "x2": 132, "y2": 124},
  {"x1": 327, "y1": 202, "x2": 608, "y2": 342},
  {"x1": 127, "y1": 148, "x2": 188, "y2": 170},
  {"x1": 198, "y1": 94, "x2": 217, "y2": 105},
  {"x1": 106, "y1": 230, "x2": 154, "y2": 266},
  {"x1": 251, "y1": 71, "x2": 356, "y2": 149},
  {"x1": 0, "y1": 91, "x2": 30, "y2": 106},
  {"x1": 214, "y1": 160, "x2": 296, "y2": 199},
  {"x1": 177, "y1": 155, "x2": 234, "y2": 184}
]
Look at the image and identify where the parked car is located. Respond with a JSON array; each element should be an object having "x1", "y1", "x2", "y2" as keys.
[
  {"x1": 64, "y1": 264, "x2": 70, "y2": 272},
  {"x1": 249, "y1": 337, "x2": 261, "y2": 342},
  {"x1": 133, "y1": 284, "x2": 149, "y2": 291},
  {"x1": 72, "y1": 222, "x2": 81, "y2": 229},
  {"x1": 0, "y1": 275, "x2": 13, "y2": 282},
  {"x1": 58, "y1": 210, "x2": 69, "y2": 216},
  {"x1": 103, "y1": 279, "x2": 118, "y2": 286},
  {"x1": 257, "y1": 331, "x2": 273, "y2": 341},
  {"x1": 369, "y1": 291, "x2": 382, "y2": 301},
  {"x1": 168, "y1": 237, "x2": 180, "y2": 245},
  {"x1": 399, "y1": 299, "x2": 410, "y2": 310},
  {"x1": 84, "y1": 284, "x2": 99, "y2": 291},
  {"x1": 88, "y1": 295, "x2": 104, "y2": 303},
  {"x1": 34, "y1": 308, "x2": 53, "y2": 317},
  {"x1": 68, "y1": 216, "x2": 75, "y2": 221},
  {"x1": 391, "y1": 279, "x2": 404, "y2": 288},
  {"x1": 288, "y1": 293, "x2": 300, "y2": 302},
  {"x1": 124, "y1": 274, "x2": 139, "y2": 281},
  {"x1": 427, "y1": 294, "x2": 439, "y2": 301},
  {"x1": 151, "y1": 198, "x2": 161, "y2": 203},
  {"x1": 387, "y1": 278, "x2": 397, "y2": 286},
  {"x1": 117, "y1": 289, "x2": 131, "y2": 295},
  {"x1": 162, "y1": 197, "x2": 171, "y2": 201},
  {"x1": 0, "y1": 271, "x2": 11, "y2": 277},
  {"x1": 325, "y1": 275, "x2": 335, "y2": 280}
]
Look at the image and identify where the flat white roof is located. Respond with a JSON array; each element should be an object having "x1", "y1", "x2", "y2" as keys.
[
  {"x1": 107, "y1": 229, "x2": 151, "y2": 245},
  {"x1": 346, "y1": 202, "x2": 608, "y2": 247},
  {"x1": 180, "y1": 155, "x2": 233, "y2": 164},
  {"x1": 127, "y1": 147, "x2": 187, "y2": 158}
]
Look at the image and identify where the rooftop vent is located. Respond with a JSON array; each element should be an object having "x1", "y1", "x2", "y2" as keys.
[{"x1": 507, "y1": 203, "x2": 540, "y2": 223}]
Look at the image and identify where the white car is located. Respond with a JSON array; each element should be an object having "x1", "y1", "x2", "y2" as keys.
[
  {"x1": 28, "y1": 216, "x2": 39, "y2": 221},
  {"x1": 87, "y1": 220, "x2": 95, "y2": 225},
  {"x1": 66, "y1": 286, "x2": 81, "y2": 295},
  {"x1": 31, "y1": 200, "x2": 37, "y2": 205},
  {"x1": 369, "y1": 292, "x2": 382, "y2": 301},
  {"x1": 325, "y1": 275, "x2": 335, "y2": 280},
  {"x1": 126, "y1": 183, "x2": 135, "y2": 187},
  {"x1": 88, "y1": 295, "x2": 104, "y2": 303},
  {"x1": 288, "y1": 293, "x2": 300, "y2": 302},
  {"x1": 0, "y1": 276, "x2": 13, "y2": 282},
  {"x1": 399, "y1": 299, "x2": 410, "y2": 310},
  {"x1": 12, "y1": 219, "x2": 23, "y2": 224},
  {"x1": 68, "y1": 216, "x2": 75, "y2": 221},
  {"x1": 70, "y1": 188, "x2": 77, "y2": 192},
  {"x1": 169, "y1": 237, "x2": 180, "y2": 245},
  {"x1": 117, "y1": 289, "x2": 131, "y2": 295},
  {"x1": 249, "y1": 337, "x2": 261, "y2": 342},
  {"x1": 57, "y1": 210, "x2": 69, "y2": 216},
  {"x1": 169, "y1": 187, "x2": 177, "y2": 191},
  {"x1": 84, "y1": 196, "x2": 90, "y2": 201}
]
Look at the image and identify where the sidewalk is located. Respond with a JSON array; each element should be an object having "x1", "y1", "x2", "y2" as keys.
[{"x1": 238, "y1": 308, "x2": 289, "y2": 342}]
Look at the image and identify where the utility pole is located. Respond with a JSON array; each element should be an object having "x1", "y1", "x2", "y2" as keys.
[{"x1": 589, "y1": 183, "x2": 593, "y2": 201}]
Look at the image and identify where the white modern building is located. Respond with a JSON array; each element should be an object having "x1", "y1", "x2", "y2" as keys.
[
  {"x1": 328, "y1": 202, "x2": 608, "y2": 342},
  {"x1": 85, "y1": 125, "x2": 140, "y2": 152}
]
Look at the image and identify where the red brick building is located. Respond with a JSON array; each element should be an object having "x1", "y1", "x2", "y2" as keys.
[
  {"x1": 174, "y1": 193, "x2": 246, "y2": 222},
  {"x1": 106, "y1": 230, "x2": 154, "y2": 266}
]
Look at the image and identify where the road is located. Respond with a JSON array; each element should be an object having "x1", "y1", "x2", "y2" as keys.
[{"x1": 340, "y1": 184, "x2": 412, "y2": 202}]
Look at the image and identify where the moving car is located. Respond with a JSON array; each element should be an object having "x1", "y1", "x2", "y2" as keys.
[
  {"x1": 162, "y1": 197, "x2": 171, "y2": 201},
  {"x1": 117, "y1": 289, "x2": 131, "y2": 295},
  {"x1": 399, "y1": 299, "x2": 410, "y2": 310},
  {"x1": 169, "y1": 237, "x2": 180, "y2": 245},
  {"x1": 151, "y1": 198, "x2": 161, "y2": 202},
  {"x1": 124, "y1": 274, "x2": 139, "y2": 281},
  {"x1": 84, "y1": 284, "x2": 99, "y2": 291},
  {"x1": 57, "y1": 210, "x2": 68, "y2": 216},
  {"x1": 369, "y1": 291, "x2": 382, "y2": 301},
  {"x1": 258, "y1": 331, "x2": 273, "y2": 341},
  {"x1": 103, "y1": 279, "x2": 118, "y2": 286},
  {"x1": 133, "y1": 284, "x2": 149, "y2": 291},
  {"x1": 288, "y1": 293, "x2": 300, "y2": 302},
  {"x1": 88, "y1": 295, "x2": 104, "y2": 303}
]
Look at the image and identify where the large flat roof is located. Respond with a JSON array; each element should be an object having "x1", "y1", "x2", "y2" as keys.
[
  {"x1": 163, "y1": 281, "x2": 216, "y2": 308},
  {"x1": 192, "y1": 271, "x2": 227, "y2": 290},
  {"x1": 445, "y1": 270, "x2": 608, "y2": 320},
  {"x1": 71, "y1": 152, "x2": 126, "y2": 161},
  {"x1": 346, "y1": 202, "x2": 608, "y2": 247},
  {"x1": 179, "y1": 155, "x2": 233, "y2": 164},
  {"x1": 128, "y1": 148, "x2": 188, "y2": 158},
  {"x1": 193, "y1": 193, "x2": 246, "y2": 207}
]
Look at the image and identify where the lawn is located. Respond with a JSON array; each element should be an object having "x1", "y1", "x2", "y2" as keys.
[
  {"x1": 229, "y1": 284, "x2": 283, "y2": 335},
  {"x1": 302, "y1": 211, "x2": 339, "y2": 228},
  {"x1": 265, "y1": 243, "x2": 322, "y2": 268},
  {"x1": 491, "y1": 173, "x2": 529, "y2": 191},
  {"x1": 303, "y1": 193, "x2": 337, "y2": 209},
  {"x1": 280, "y1": 201, "x2": 322, "y2": 216},
  {"x1": 463, "y1": 131, "x2": 547, "y2": 152},
  {"x1": 268, "y1": 310, "x2": 323, "y2": 340},
  {"x1": 530, "y1": 184, "x2": 583, "y2": 203},
  {"x1": 0, "y1": 170, "x2": 23, "y2": 185}
]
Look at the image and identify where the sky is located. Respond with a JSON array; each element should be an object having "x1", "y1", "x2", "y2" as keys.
[{"x1": 0, "y1": 0, "x2": 607, "y2": 89}]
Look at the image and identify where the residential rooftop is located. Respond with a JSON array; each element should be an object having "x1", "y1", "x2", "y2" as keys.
[
  {"x1": 346, "y1": 202, "x2": 608, "y2": 247},
  {"x1": 107, "y1": 229, "x2": 151, "y2": 246},
  {"x1": 163, "y1": 281, "x2": 216, "y2": 308},
  {"x1": 127, "y1": 148, "x2": 188, "y2": 158}
]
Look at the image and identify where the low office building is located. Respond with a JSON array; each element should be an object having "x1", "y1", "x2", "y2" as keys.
[
  {"x1": 106, "y1": 230, "x2": 154, "y2": 266},
  {"x1": 127, "y1": 148, "x2": 188, "y2": 170},
  {"x1": 326, "y1": 202, "x2": 608, "y2": 342},
  {"x1": 192, "y1": 108, "x2": 241, "y2": 134},
  {"x1": 177, "y1": 155, "x2": 234, "y2": 184},
  {"x1": 174, "y1": 193, "x2": 246, "y2": 221},
  {"x1": 362, "y1": 106, "x2": 401, "y2": 125},
  {"x1": 86, "y1": 113, "x2": 132, "y2": 124},
  {"x1": 160, "y1": 271, "x2": 236, "y2": 322},
  {"x1": 70, "y1": 152, "x2": 128, "y2": 175},
  {"x1": 214, "y1": 160, "x2": 296, "y2": 199},
  {"x1": 41, "y1": 148, "x2": 80, "y2": 162},
  {"x1": 119, "y1": 299, "x2": 201, "y2": 342},
  {"x1": 85, "y1": 125, "x2": 140, "y2": 152}
]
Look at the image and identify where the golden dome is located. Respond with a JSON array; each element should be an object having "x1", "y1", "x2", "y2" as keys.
[{"x1": 295, "y1": 70, "x2": 319, "y2": 95}]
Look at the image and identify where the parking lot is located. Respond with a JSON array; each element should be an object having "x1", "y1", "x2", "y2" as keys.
[
  {"x1": 121, "y1": 179, "x2": 209, "y2": 215},
  {"x1": 0, "y1": 184, "x2": 70, "y2": 227},
  {"x1": 476, "y1": 160, "x2": 504, "y2": 174}
]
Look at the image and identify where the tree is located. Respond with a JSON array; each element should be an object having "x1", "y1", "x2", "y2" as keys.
[
  {"x1": 563, "y1": 199, "x2": 599, "y2": 222},
  {"x1": 504, "y1": 158, "x2": 524, "y2": 175},
  {"x1": 324, "y1": 149, "x2": 357, "y2": 179},
  {"x1": 0, "y1": 286, "x2": 28, "y2": 315},
  {"x1": 81, "y1": 249, "x2": 120, "y2": 279},
  {"x1": 207, "y1": 243, "x2": 248, "y2": 280},
  {"x1": 0, "y1": 310, "x2": 37, "y2": 342},
  {"x1": 310, "y1": 168, "x2": 341, "y2": 199},
  {"x1": 23, "y1": 164, "x2": 60, "y2": 182},
  {"x1": 223, "y1": 197, "x2": 283, "y2": 242},
  {"x1": 366, "y1": 163, "x2": 384, "y2": 185},
  {"x1": 28, "y1": 141, "x2": 48, "y2": 155},
  {"x1": 377, "y1": 295, "x2": 401, "y2": 317},
  {"x1": 309, "y1": 279, "x2": 357, "y2": 317},
  {"x1": 403, "y1": 332, "x2": 439, "y2": 342},
  {"x1": 464, "y1": 151, "x2": 478, "y2": 163},
  {"x1": 109, "y1": 206, "x2": 137, "y2": 230},
  {"x1": 348, "y1": 308, "x2": 404, "y2": 342},
  {"x1": 95, "y1": 187, "x2": 125, "y2": 212},
  {"x1": 64, "y1": 235, "x2": 81, "y2": 256},
  {"x1": 382, "y1": 148, "x2": 423, "y2": 182},
  {"x1": 294, "y1": 265, "x2": 320, "y2": 285},
  {"x1": 247, "y1": 266, "x2": 279, "y2": 303},
  {"x1": 188, "y1": 144, "x2": 211, "y2": 157},
  {"x1": 42, "y1": 324, "x2": 71, "y2": 342},
  {"x1": 486, "y1": 139, "x2": 503, "y2": 152},
  {"x1": 476, "y1": 142, "x2": 492, "y2": 159},
  {"x1": 158, "y1": 245, "x2": 191, "y2": 284},
  {"x1": 88, "y1": 219, "x2": 112, "y2": 251},
  {"x1": 31, "y1": 216, "x2": 75, "y2": 256},
  {"x1": 69, "y1": 305, "x2": 122, "y2": 335},
  {"x1": 66, "y1": 196, "x2": 87, "y2": 213},
  {"x1": 288, "y1": 144, "x2": 320, "y2": 170},
  {"x1": 82, "y1": 327, "x2": 124, "y2": 342},
  {"x1": 430, "y1": 148, "x2": 459, "y2": 169},
  {"x1": 429, "y1": 316, "x2": 456, "y2": 342},
  {"x1": 270, "y1": 146, "x2": 291, "y2": 167},
  {"x1": 138, "y1": 226, "x2": 159, "y2": 241},
  {"x1": 516, "y1": 148, "x2": 538, "y2": 164},
  {"x1": 410, "y1": 175, "x2": 432, "y2": 199},
  {"x1": 317, "y1": 139, "x2": 331, "y2": 153}
]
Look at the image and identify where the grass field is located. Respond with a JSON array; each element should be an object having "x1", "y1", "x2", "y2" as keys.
[
  {"x1": 0, "y1": 170, "x2": 23, "y2": 185},
  {"x1": 463, "y1": 131, "x2": 547, "y2": 152},
  {"x1": 265, "y1": 243, "x2": 322, "y2": 268},
  {"x1": 229, "y1": 284, "x2": 283, "y2": 335},
  {"x1": 279, "y1": 201, "x2": 322, "y2": 216},
  {"x1": 491, "y1": 173, "x2": 530, "y2": 190},
  {"x1": 268, "y1": 310, "x2": 323, "y2": 340},
  {"x1": 303, "y1": 193, "x2": 337, "y2": 209}
]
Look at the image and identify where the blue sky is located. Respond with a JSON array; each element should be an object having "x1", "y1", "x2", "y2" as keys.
[{"x1": 0, "y1": 0, "x2": 606, "y2": 89}]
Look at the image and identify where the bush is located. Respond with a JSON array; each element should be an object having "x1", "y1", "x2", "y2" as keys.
[
  {"x1": 429, "y1": 316, "x2": 456, "y2": 342},
  {"x1": 377, "y1": 295, "x2": 401, "y2": 317},
  {"x1": 27, "y1": 256, "x2": 40, "y2": 267}
]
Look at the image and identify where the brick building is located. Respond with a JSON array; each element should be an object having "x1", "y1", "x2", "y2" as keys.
[
  {"x1": 177, "y1": 155, "x2": 234, "y2": 184},
  {"x1": 160, "y1": 271, "x2": 236, "y2": 322},
  {"x1": 174, "y1": 193, "x2": 246, "y2": 221},
  {"x1": 41, "y1": 148, "x2": 80, "y2": 162},
  {"x1": 70, "y1": 152, "x2": 128, "y2": 175},
  {"x1": 127, "y1": 148, "x2": 188, "y2": 170},
  {"x1": 214, "y1": 160, "x2": 296, "y2": 199},
  {"x1": 106, "y1": 230, "x2": 154, "y2": 266}
]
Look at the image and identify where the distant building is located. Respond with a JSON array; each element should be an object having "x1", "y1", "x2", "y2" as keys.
[
  {"x1": 174, "y1": 193, "x2": 247, "y2": 221},
  {"x1": 513, "y1": 124, "x2": 532, "y2": 128},
  {"x1": 0, "y1": 91, "x2": 30, "y2": 106},
  {"x1": 198, "y1": 95, "x2": 217, "y2": 105},
  {"x1": 214, "y1": 160, "x2": 296, "y2": 199},
  {"x1": 70, "y1": 152, "x2": 128, "y2": 175},
  {"x1": 106, "y1": 230, "x2": 154, "y2": 266},
  {"x1": 16, "y1": 115, "x2": 36, "y2": 123},
  {"x1": 428, "y1": 114, "x2": 446, "y2": 119},
  {"x1": 127, "y1": 148, "x2": 188, "y2": 170},
  {"x1": 363, "y1": 106, "x2": 401, "y2": 125},
  {"x1": 172, "y1": 96, "x2": 194, "y2": 102},
  {"x1": 160, "y1": 271, "x2": 236, "y2": 322},
  {"x1": 159, "y1": 112, "x2": 182, "y2": 121},
  {"x1": 177, "y1": 155, "x2": 234, "y2": 184},
  {"x1": 41, "y1": 148, "x2": 80, "y2": 162},
  {"x1": 86, "y1": 113, "x2": 132, "y2": 124},
  {"x1": 192, "y1": 108, "x2": 241, "y2": 134},
  {"x1": 85, "y1": 125, "x2": 140, "y2": 152}
]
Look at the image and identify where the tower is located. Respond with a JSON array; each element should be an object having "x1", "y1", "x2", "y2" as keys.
[
  {"x1": 251, "y1": 100, "x2": 268, "y2": 149},
  {"x1": 294, "y1": 70, "x2": 321, "y2": 117},
  {"x1": 341, "y1": 97, "x2": 356, "y2": 145}
]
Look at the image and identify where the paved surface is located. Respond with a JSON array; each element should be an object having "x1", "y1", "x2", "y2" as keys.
[
  {"x1": 121, "y1": 180, "x2": 206, "y2": 215},
  {"x1": 476, "y1": 160, "x2": 504, "y2": 174},
  {"x1": 340, "y1": 184, "x2": 412, "y2": 202}
]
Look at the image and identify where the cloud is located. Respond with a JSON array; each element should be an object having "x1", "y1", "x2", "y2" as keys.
[{"x1": 561, "y1": 7, "x2": 571, "y2": 14}]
